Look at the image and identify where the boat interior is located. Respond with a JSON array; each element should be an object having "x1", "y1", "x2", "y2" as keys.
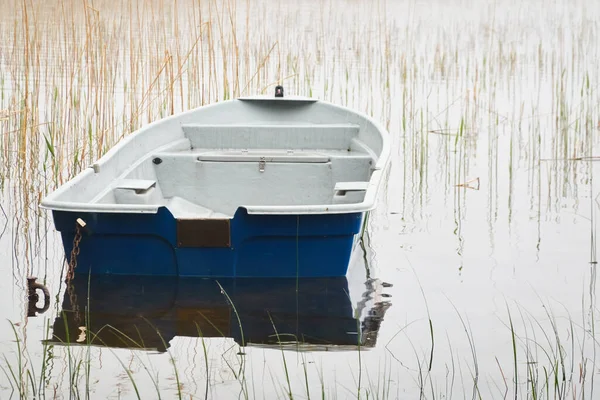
[{"x1": 91, "y1": 122, "x2": 377, "y2": 218}]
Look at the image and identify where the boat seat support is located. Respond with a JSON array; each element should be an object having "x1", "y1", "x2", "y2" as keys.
[
  {"x1": 333, "y1": 181, "x2": 369, "y2": 204},
  {"x1": 114, "y1": 179, "x2": 161, "y2": 204}
]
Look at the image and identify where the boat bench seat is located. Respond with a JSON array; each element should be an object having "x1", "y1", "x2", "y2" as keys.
[
  {"x1": 150, "y1": 149, "x2": 374, "y2": 215},
  {"x1": 181, "y1": 123, "x2": 360, "y2": 151},
  {"x1": 152, "y1": 148, "x2": 373, "y2": 183}
]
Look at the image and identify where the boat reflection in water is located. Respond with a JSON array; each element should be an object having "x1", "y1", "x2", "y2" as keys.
[{"x1": 49, "y1": 274, "x2": 391, "y2": 352}]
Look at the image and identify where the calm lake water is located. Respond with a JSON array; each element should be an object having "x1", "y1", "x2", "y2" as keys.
[{"x1": 1, "y1": 0, "x2": 600, "y2": 398}]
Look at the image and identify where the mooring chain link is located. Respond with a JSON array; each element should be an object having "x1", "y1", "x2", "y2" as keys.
[
  {"x1": 67, "y1": 222, "x2": 82, "y2": 282},
  {"x1": 66, "y1": 219, "x2": 85, "y2": 323}
]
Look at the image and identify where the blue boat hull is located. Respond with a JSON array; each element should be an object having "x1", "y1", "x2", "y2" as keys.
[{"x1": 53, "y1": 208, "x2": 364, "y2": 277}]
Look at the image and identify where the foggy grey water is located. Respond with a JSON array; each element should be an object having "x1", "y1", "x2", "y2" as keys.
[{"x1": 1, "y1": 0, "x2": 600, "y2": 398}]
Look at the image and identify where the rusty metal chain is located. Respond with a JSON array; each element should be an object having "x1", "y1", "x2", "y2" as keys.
[
  {"x1": 67, "y1": 222, "x2": 82, "y2": 282},
  {"x1": 66, "y1": 219, "x2": 85, "y2": 324}
]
